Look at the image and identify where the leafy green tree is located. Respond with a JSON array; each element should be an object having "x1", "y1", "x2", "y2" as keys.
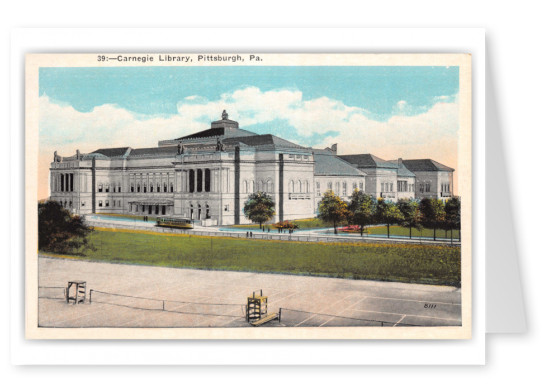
[
  {"x1": 375, "y1": 198, "x2": 404, "y2": 238},
  {"x1": 38, "y1": 201, "x2": 93, "y2": 253},
  {"x1": 397, "y1": 198, "x2": 422, "y2": 239},
  {"x1": 318, "y1": 190, "x2": 351, "y2": 234},
  {"x1": 243, "y1": 191, "x2": 276, "y2": 229},
  {"x1": 348, "y1": 189, "x2": 376, "y2": 236},
  {"x1": 419, "y1": 198, "x2": 446, "y2": 241},
  {"x1": 444, "y1": 197, "x2": 461, "y2": 243}
]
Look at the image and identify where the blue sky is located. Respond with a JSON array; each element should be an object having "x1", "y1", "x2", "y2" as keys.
[
  {"x1": 38, "y1": 66, "x2": 460, "y2": 199},
  {"x1": 39, "y1": 66, "x2": 458, "y2": 119}
]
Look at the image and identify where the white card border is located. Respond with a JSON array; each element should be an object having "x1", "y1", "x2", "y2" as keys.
[{"x1": 10, "y1": 27, "x2": 485, "y2": 365}]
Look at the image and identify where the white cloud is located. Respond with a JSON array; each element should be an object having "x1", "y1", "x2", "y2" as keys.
[{"x1": 39, "y1": 87, "x2": 458, "y2": 157}]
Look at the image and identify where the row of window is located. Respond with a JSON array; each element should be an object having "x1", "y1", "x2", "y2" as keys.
[
  {"x1": 317, "y1": 181, "x2": 364, "y2": 197},
  {"x1": 288, "y1": 154, "x2": 310, "y2": 161},
  {"x1": 288, "y1": 179, "x2": 309, "y2": 194},
  {"x1": 129, "y1": 204, "x2": 169, "y2": 215},
  {"x1": 98, "y1": 200, "x2": 123, "y2": 208},
  {"x1": 419, "y1": 183, "x2": 431, "y2": 193},
  {"x1": 244, "y1": 179, "x2": 274, "y2": 194},
  {"x1": 397, "y1": 180, "x2": 414, "y2": 192},
  {"x1": 188, "y1": 169, "x2": 211, "y2": 193},
  {"x1": 56, "y1": 173, "x2": 74, "y2": 192},
  {"x1": 98, "y1": 183, "x2": 122, "y2": 193},
  {"x1": 129, "y1": 182, "x2": 174, "y2": 193},
  {"x1": 441, "y1": 183, "x2": 451, "y2": 193}
]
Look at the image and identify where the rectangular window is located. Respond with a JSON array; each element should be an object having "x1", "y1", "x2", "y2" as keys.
[
  {"x1": 359, "y1": 182, "x2": 363, "y2": 191},
  {"x1": 316, "y1": 182, "x2": 321, "y2": 196},
  {"x1": 105, "y1": 184, "x2": 109, "y2": 193},
  {"x1": 98, "y1": 184, "x2": 103, "y2": 192},
  {"x1": 99, "y1": 201, "x2": 102, "y2": 207},
  {"x1": 390, "y1": 183, "x2": 393, "y2": 192},
  {"x1": 425, "y1": 184, "x2": 431, "y2": 192},
  {"x1": 131, "y1": 185, "x2": 134, "y2": 192},
  {"x1": 105, "y1": 200, "x2": 109, "y2": 207},
  {"x1": 342, "y1": 182, "x2": 347, "y2": 196}
]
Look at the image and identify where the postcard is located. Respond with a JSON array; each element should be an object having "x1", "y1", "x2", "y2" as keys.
[{"x1": 25, "y1": 53, "x2": 472, "y2": 339}]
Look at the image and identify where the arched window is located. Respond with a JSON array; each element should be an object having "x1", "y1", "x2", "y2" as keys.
[
  {"x1": 163, "y1": 182, "x2": 167, "y2": 192},
  {"x1": 266, "y1": 179, "x2": 273, "y2": 193},
  {"x1": 143, "y1": 182, "x2": 147, "y2": 193},
  {"x1": 298, "y1": 180, "x2": 303, "y2": 193},
  {"x1": 118, "y1": 183, "x2": 122, "y2": 192},
  {"x1": 243, "y1": 180, "x2": 248, "y2": 193},
  {"x1": 190, "y1": 204, "x2": 194, "y2": 219},
  {"x1": 136, "y1": 183, "x2": 140, "y2": 192},
  {"x1": 206, "y1": 204, "x2": 210, "y2": 219},
  {"x1": 98, "y1": 183, "x2": 103, "y2": 192},
  {"x1": 328, "y1": 182, "x2": 332, "y2": 191},
  {"x1": 157, "y1": 181, "x2": 161, "y2": 192},
  {"x1": 205, "y1": 169, "x2": 211, "y2": 192},
  {"x1": 170, "y1": 182, "x2": 174, "y2": 192},
  {"x1": 105, "y1": 184, "x2": 110, "y2": 193},
  {"x1": 189, "y1": 170, "x2": 195, "y2": 193},
  {"x1": 305, "y1": 180, "x2": 309, "y2": 193},
  {"x1": 289, "y1": 180, "x2": 294, "y2": 193},
  {"x1": 197, "y1": 169, "x2": 203, "y2": 192}
]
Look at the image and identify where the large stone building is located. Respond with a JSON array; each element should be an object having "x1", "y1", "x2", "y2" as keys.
[{"x1": 49, "y1": 111, "x2": 455, "y2": 225}]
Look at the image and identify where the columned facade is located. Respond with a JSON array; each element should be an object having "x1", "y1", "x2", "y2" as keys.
[{"x1": 49, "y1": 112, "x2": 455, "y2": 224}]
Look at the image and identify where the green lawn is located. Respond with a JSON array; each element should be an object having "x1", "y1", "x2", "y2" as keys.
[
  {"x1": 44, "y1": 229, "x2": 461, "y2": 286},
  {"x1": 233, "y1": 219, "x2": 460, "y2": 240}
]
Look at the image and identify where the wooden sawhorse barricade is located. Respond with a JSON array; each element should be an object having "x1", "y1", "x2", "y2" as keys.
[
  {"x1": 246, "y1": 290, "x2": 280, "y2": 326},
  {"x1": 66, "y1": 280, "x2": 86, "y2": 304}
]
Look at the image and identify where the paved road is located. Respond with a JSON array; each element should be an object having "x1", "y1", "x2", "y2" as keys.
[{"x1": 38, "y1": 256, "x2": 462, "y2": 328}]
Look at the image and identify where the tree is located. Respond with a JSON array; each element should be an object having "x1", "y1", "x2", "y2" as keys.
[
  {"x1": 348, "y1": 189, "x2": 376, "y2": 236},
  {"x1": 375, "y1": 198, "x2": 404, "y2": 238},
  {"x1": 243, "y1": 191, "x2": 276, "y2": 229},
  {"x1": 419, "y1": 198, "x2": 445, "y2": 241},
  {"x1": 318, "y1": 190, "x2": 350, "y2": 234},
  {"x1": 444, "y1": 197, "x2": 461, "y2": 243},
  {"x1": 38, "y1": 201, "x2": 93, "y2": 253},
  {"x1": 397, "y1": 198, "x2": 422, "y2": 239}
]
